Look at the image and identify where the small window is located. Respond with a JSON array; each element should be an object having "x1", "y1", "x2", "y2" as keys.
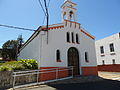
[
  {"x1": 76, "y1": 34, "x2": 79, "y2": 43},
  {"x1": 100, "y1": 46, "x2": 104, "y2": 54},
  {"x1": 85, "y1": 52, "x2": 89, "y2": 62},
  {"x1": 66, "y1": 32, "x2": 70, "y2": 42},
  {"x1": 102, "y1": 60, "x2": 105, "y2": 65},
  {"x1": 56, "y1": 50, "x2": 60, "y2": 61},
  {"x1": 109, "y1": 43, "x2": 114, "y2": 52},
  {"x1": 112, "y1": 59, "x2": 115, "y2": 64},
  {"x1": 71, "y1": 32, "x2": 74, "y2": 43}
]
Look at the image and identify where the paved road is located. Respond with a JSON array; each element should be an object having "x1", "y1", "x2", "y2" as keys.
[
  {"x1": 48, "y1": 79, "x2": 120, "y2": 90},
  {"x1": 13, "y1": 79, "x2": 120, "y2": 90},
  {"x1": 7, "y1": 72, "x2": 120, "y2": 90}
]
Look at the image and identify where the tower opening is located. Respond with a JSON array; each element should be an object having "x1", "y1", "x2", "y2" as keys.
[
  {"x1": 61, "y1": 0, "x2": 77, "y2": 22},
  {"x1": 69, "y1": 11, "x2": 74, "y2": 21}
]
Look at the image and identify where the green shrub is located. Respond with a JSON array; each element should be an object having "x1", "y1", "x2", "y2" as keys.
[
  {"x1": 0, "y1": 59, "x2": 38, "y2": 71},
  {"x1": 19, "y1": 59, "x2": 38, "y2": 69},
  {"x1": 11, "y1": 63, "x2": 25, "y2": 71},
  {"x1": 0, "y1": 65, "x2": 12, "y2": 71},
  {"x1": 0, "y1": 63, "x2": 3, "y2": 66},
  {"x1": 4, "y1": 61, "x2": 19, "y2": 65}
]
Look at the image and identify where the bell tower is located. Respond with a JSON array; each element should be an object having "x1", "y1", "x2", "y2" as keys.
[{"x1": 61, "y1": 0, "x2": 77, "y2": 22}]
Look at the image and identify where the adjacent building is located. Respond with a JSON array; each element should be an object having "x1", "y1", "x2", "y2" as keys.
[
  {"x1": 95, "y1": 32, "x2": 120, "y2": 72},
  {"x1": 18, "y1": 0, "x2": 98, "y2": 80}
]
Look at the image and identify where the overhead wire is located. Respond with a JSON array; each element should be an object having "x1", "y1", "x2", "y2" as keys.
[
  {"x1": 0, "y1": 0, "x2": 52, "y2": 32},
  {"x1": 47, "y1": 0, "x2": 51, "y2": 7},
  {"x1": 0, "y1": 0, "x2": 47, "y2": 31},
  {"x1": 38, "y1": 0, "x2": 47, "y2": 16},
  {"x1": 42, "y1": 0, "x2": 51, "y2": 25},
  {"x1": 0, "y1": 0, "x2": 51, "y2": 32},
  {"x1": 0, "y1": 0, "x2": 51, "y2": 46},
  {"x1": 0, "y1": 24, "x2": 36, "y2": 31}
]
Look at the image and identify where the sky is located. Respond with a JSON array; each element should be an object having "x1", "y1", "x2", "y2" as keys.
[{"x1": 0, "y1": 0, "x2": 120, "y2": 48}]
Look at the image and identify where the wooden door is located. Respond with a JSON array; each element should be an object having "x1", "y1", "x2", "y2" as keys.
[{"x1": 68, "y1": 47, "x2": 80, "y2": 76}]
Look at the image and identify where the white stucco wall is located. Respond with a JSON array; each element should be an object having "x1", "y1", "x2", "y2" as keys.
[
  {"x1": 18, "y1": 20, "x2": 97, "y2": 69},
  {"x1": 38, "y1": 21, "x2": 97, "y2": 68},
  {"x1": 18, "y1": 32, "x2": 42, "y2": 67},
  {"x1": 80, "y1": 31, "x2": 97, "y2": 67},
  {"x1": 95, "y1": 33, "x2": 120, "y2": 65}
]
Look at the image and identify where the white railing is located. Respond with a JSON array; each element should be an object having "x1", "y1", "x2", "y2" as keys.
[{"x1": 12, "y1": 66, "x2": 73, "y2": 89}]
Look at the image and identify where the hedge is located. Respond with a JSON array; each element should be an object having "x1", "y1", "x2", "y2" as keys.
[{"x1": 0, "y1": 59, "x2": 38, "y2": 71}]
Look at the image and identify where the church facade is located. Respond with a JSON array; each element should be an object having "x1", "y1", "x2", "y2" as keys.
[{"x1": 18, "y1": 0, "x2": 98, "y2": 80}]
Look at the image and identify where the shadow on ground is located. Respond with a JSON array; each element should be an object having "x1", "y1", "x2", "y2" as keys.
[
  {"x1": 3, "y1": 76, "x2": 120, "y2": 90},
  {"x1": 47, "y1": 79, "x2": 120, "y2": 90}
]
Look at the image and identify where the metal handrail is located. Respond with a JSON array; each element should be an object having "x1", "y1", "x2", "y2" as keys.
[
  {"x1": 13, "y1": 66, "x2": 74, "y2": 89},
  {"x1": 13, "y1": 66, "x2": 73, "y2": 74}
]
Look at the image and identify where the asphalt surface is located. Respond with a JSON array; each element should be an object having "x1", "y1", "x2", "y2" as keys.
[
  {"x1": 47, "y1": 79, "x2": 120, "y2": 90},
  {"x1": 6, "y1": 73, "x2": 120, "y2": 90},
  {"x1": 12, "y1": 79, "x2": 120, "y2": 90}
]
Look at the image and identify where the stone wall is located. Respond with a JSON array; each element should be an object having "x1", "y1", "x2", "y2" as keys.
[
  {"x1": 0, "y1": 71, "x2": 37, "y2": 89},
  {"x1": 0, "y1": 71, "x2": 13, "y2": 89}
]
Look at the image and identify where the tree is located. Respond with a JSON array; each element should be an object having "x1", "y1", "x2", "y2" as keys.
[
  {"x1": 0, "y1": 49, "x2": 2, "y2": 59},
  {"x1": 2, "y1": 40, "x2": 18, "y2": 60}
]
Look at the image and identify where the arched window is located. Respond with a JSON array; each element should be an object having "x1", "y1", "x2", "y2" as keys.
[
  {"x1": 66, "y1": 32, "x2": 70, "y2": 42},
  {"x1": 71, "y1": 32, "x2": 74, "y2": 43},
  {"x1": 76, "y1": 34, "x2": 79, "y2": 43},
  {"x1": 56, "y1": 50, "x2": 60, "y2": 61},
  {"x1": 63, "y1": 12, "x2": 66, "y2": 20},
  {"x1": 85, "y1": 52, "x2": 89, "y2": 62}
]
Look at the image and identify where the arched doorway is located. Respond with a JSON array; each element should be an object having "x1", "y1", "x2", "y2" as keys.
[{"x1": 68, "y1": 47, "x2": 80, "y2": 76}]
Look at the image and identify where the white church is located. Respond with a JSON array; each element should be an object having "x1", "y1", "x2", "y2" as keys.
[{"x1": 18, "y1": 0, "x2": 98, "y2": 80}]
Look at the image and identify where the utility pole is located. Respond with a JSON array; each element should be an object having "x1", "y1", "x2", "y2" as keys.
[{"x1": 44, "y1": 0, "x2": 49, "y2": 44}]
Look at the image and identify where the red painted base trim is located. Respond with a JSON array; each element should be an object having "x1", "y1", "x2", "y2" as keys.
[
  {"x1": 81, "y1": 66, "x2": 98, "y2": 76},
  {"x1": 98, "y1": 64, "x2": 120, "y2": 72},
  {"x1": 39, "y1": 67, "x2": 69, "y2": 81},
  {"x1": 39, "y1": 66, "x2": 98, "y2": 81},
  {"x1": 81, "y1": 29, "x2": 95, "y2": 40}
]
